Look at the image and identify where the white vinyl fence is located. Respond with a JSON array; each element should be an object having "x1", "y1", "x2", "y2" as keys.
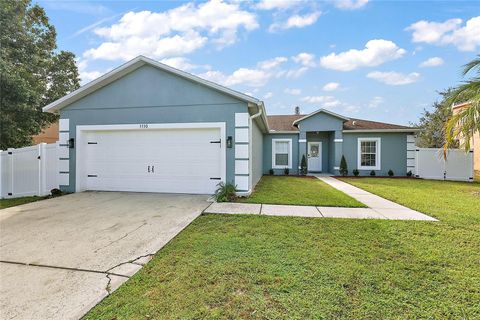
[
  {"x1": 0, "y1": 143, "x2": 60, "y2": 198},
  {"x1": 415, "y1": 148, "x2": 474, "y2": 181}
]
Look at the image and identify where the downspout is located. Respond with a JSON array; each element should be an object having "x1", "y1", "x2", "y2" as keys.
[{"x1": 246, "y1": 106, "x2": 263, "y2": 196}]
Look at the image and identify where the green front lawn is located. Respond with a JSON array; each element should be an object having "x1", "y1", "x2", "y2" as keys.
[
  {"x1": 0, "y1": 196, "x2": 46, "y2": 209},
  {"x1": 238, "y1": 175, "x2": 365, "y2": 207},
  {"x1": 85, "y1": 178, "x2": 480, "y2": 319}
]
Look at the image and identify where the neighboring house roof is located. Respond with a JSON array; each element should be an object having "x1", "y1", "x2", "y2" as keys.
[{"x1": 267, "y1": 114, "x2": 419, "y2": 133}]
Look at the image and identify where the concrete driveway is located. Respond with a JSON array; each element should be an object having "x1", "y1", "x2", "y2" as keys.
[{"x1": 0, "y1": 192, "x2": 209, "y2": 320}]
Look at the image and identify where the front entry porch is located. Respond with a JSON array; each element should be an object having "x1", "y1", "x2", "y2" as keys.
[{"x1": 305, "y1": 131, "x2": 336, "y2": 174}]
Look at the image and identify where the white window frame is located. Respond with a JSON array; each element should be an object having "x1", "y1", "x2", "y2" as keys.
[
  {"x1": 272, "y1": 139, "x2": 292, "y2": 169},
  {"x1": 357, "y1": 137, "x2": 381, "y2": 170}
]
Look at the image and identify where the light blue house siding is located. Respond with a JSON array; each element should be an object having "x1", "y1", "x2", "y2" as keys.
[
  {"x1": 342, "y1": 132, "x2": 408, "y2": 176},
  {"x1": 60, "y1": 64, "x2": 250, "y2": 192},
  {"x1": 263, "y1": 133, "x2": 299, "y2": 175}
]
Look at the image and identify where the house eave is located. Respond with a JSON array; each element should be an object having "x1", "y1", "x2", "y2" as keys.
[{"x1": 43, "y1": 55, "x2": 262, "y2": 113}]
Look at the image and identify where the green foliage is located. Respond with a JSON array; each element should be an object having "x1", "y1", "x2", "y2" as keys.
[
  {"x1": 388, "y1": 169, "x2": 394, "y2": 177},
  {"x1": 50, "y1": 188, "x2": 62, "y2": 197},
  {"x1": 444, "y1": 55, "x2": 480, "y2": 152},
  {"x1": 300, "y1": 154, "x2": 307, "y2": 175},
  {"x1": 214, "y1": 182, "x2": 237, "y2": 202},
  {"x1": 353, "y1": 169, "x2": 359, "y2": 176},
  {"x1": 414, "y1": 89, "x2": 454, "y2": 148},
  {"x1": 0, "y1": 0, "x2": 80, "y2": 149},
  {"x1": 339, "y1": 155, "x2": 348, "y2": 176},
  {"x1": 284, "y1": 167, "x2": 289, "y2": 175},
  {"x1": 370, "y1": 170, "x2": 376, "y2": 176}
]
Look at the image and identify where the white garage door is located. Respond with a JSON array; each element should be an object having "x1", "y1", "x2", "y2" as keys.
[{"x1": 82, "y1": 127, "x2": 223, "y2": 194}]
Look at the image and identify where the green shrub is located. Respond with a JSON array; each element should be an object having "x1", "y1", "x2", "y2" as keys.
[
  {"x1": 388, "y1": 169, "x2": 394, "y2": 177},
  {"x1": 284, "y1": 167, "x2": 290, "y2": 175},
  {"x1": 370, "y1": 170, "x2": 376, "y2": 176},
  {"x1": 214, "y1": 182, "x2": 237, "y2": 202},
  {"x1": 300, "y1": 155, "x2": 307, "y2": 175},
  {"x1": 269, "y1": 168, "x2": 274, "y2": 175},
  {"x1": 50, "y1": 188, "x2": 62, "y2": 197},
  {"x1": 339, "y1": 155, "x2": 348, "y2": 176},
  {"x1": 353, "y1": 169, "x2": 359, "y2": 176}
]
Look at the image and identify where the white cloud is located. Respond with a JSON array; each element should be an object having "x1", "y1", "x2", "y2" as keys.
[
  {"x1": 368, "y1": 96, "x2": 384, "y2": 108},
  {"x1": 160, "y1": 57, "x2": 210, "y2": 71},
  {"x1": 333, "y1": 0, "x2": 369, "y2": 10},
  {"x1": 77, "y1": 59, "x2": 104, "y2": 84},
  {"x1": 407, "y1": 18, "x2": 462, "y2": 44},
  {"x1": 292, "y1": 52, "x2": 316, "y2": 67},
  {"x1": 256, "y1": 0, "x2": 299, "y2": 10},
  {"x1": 264, "y1": 92, "x2": 274, "y2": 99},
  {"x1": 406, "y1": 16, "x2": 480, "y2": 52},
  {"x1": 277, "y1": 66, "x2": 309, "y2": 78},
  {"x1": 84, "y1": 0, "x2": 258, "y2": 61},
  {"x1": 367, "y1": 71, "x2": 420, "y2": 85},
  {"x1": 301, "y1": 95, "x2": 341, "y2": 108},
  {"x1": 419, "y1": 57, "x2": 444, "y2": 68},
  {"x1": 285, "y1": 88, "x2": 302, "y2": 95},
  {"x1": 258, "y1": 56, "x2": 288, "y2": 70},
  {"x1": 320, "y1": 39, "x2": 406, "y2": 71},
  {"x1": 322, "y1": 82, "x2": 340, "y2": 91},
  {"x1": 269, "y1": 11, "x2": 321, "y2": 32},
  {"x1": 300, "y1": 95, "x2": 360, "y2": 114}
]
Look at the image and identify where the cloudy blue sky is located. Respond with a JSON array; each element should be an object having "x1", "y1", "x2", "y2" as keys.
[{"x1": 39, "y1": 0, "x2": 480, "y2": 125}]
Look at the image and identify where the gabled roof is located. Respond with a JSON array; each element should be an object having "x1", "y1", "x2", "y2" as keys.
[
  {"x1": 267, "y1": 114, "x2": 419, "y2": 133},
  {"x1": 292, "y1": 108, "x2": 350, "y2": 125},
  {"x1": 43, "y1": 55, "x2": 263, "y2": 113}
]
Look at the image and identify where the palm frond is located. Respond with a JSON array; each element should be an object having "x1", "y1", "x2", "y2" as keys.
[{"x1": 462, "y1": 54, "x2": 480, "y2": 76}]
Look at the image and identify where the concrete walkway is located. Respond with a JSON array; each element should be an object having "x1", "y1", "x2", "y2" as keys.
[{"x1": 204, "y1": 177, "x2": 437, "y2": 221}]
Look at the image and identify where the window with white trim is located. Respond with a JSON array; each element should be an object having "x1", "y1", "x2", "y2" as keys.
[
  {"x1": 357, "y1": 138, "x2": 381, "y2": 170},
  {"x1": 272, "y1": 139, "x2": 292, "y2": 169}
]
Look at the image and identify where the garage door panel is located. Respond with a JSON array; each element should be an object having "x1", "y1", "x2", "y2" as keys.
[{"x1": 83, "y1": 127, "x2": 223, "y2": 194}]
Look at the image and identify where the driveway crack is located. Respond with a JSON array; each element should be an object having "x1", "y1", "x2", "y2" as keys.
[{"x1": 94, "y1": 221, "x2": 148, "y2": 253}]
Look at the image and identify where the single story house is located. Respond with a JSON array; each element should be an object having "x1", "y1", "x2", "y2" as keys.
[{"x1": 43, "y1": 56, "x2": 419, "y2": 195}]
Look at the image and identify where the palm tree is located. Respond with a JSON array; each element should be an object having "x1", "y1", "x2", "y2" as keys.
[{"x1": 444, "y1": 55, "x2": 480, "y2": 153}]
